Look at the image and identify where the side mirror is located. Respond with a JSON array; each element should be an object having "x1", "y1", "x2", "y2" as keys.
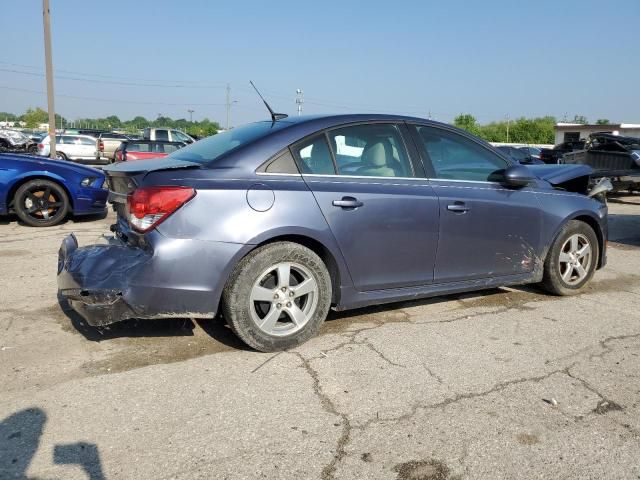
[{"x1": 503, "y1": 164, "x2": 535, "y2": 187}]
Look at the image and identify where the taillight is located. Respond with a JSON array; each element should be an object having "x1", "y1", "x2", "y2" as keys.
[
  {"x1": 98, "y1": 140, "x2": 104, "y2": 152},
  {"x1": 127, "y1": 186, "x2": 195, "y2": 232},
  {"x1": 38, "y1": 143, "x2": 44, "y2": 149}
]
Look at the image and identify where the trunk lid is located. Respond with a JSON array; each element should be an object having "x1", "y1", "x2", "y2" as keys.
[{"x1": 103, "y1": 157, "x2": 201, "y2": 223}]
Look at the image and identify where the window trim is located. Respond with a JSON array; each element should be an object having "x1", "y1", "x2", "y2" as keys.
[{"x1": 408, "y1": 123, "x2": 513, "y2": 184}]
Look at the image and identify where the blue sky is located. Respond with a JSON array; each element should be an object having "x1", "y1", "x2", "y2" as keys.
[{"x1": 2, "y1": 0, "x2": 639, "y2": 126}]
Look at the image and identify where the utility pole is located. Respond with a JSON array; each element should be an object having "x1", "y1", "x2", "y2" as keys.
[
  {"x1": 42, "y1": 0, "x2": 57, "y2": 159},
  {"x1": 225, "y1": 84, "x2": 231, "y2": 129},
  {"x1": 296, "y1": 89, "x2": 304, "y2": 116},
  {"x1": 188, "y1": 109, "x2": 194, "y2": 122}
]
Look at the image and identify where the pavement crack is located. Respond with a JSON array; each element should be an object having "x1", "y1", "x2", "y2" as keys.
[{"x1": 293, "y1": 352, "x2": 352, "y2": 480}]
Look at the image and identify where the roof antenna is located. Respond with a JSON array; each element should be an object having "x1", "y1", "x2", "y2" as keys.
[{"x1": 249, "y1": 81, "x2": 288, "y2": 122}]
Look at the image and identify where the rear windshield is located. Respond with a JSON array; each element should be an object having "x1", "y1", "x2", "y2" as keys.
[{"x1": 167, "y1": 121, "x2": 288, "y2": 165}]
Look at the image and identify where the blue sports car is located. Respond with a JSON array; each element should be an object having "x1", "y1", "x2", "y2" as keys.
[
  {"x1": 0, "y1": 153, "x2": 108, "y2": 226},
  {"x1": 58, "y1": 114, "x2": 609, "y2": 351}
]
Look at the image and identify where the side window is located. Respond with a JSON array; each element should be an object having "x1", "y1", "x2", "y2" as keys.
[
  {"x1": 414, "y1": 126, "x2": 507, "y2": 181},
  {"x1": 164, "y1": 144, "x2": 180, "y2": 153},
  {"x1": 327, "y1": 124, "x2": 414, "y2": 177},
  {"x1": 172, "y1": 131, "x2": 190, "y2": 142},
  {"x1": 155, "y1": 129, "x2": 169, "y2": 141},
  {"x1": 79, "y1": 137, "x2": 96, "y2": 146},
  {"x1": 292, "y1": 135, "x2": 335, "y2": 175}
]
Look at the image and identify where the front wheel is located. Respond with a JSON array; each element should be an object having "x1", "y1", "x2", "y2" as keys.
[
  {"x1": 222, "y1": 242, "x2": 332, "y2": 352},
  {"x1": 14, "y1": 179, "x2": 69, "y2": 227},
  {"x1": 541, "y1": 220, "x2": 599, "y2": 295}
]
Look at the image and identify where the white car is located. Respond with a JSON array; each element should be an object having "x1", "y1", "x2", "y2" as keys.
[{"x1": 38, "y1": 134, "x2": 97, "y2": 162}]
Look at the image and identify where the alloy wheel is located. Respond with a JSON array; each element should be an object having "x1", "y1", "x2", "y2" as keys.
[
  {"x1": 23, "y1": 186, "x2": 64, "y2": 221},
  {"x1": 558, "y1": 233, "x2": 592, "y2": 285},
  {"x1": 249, "y1": 262, "x2": 319, "y2": 336}
]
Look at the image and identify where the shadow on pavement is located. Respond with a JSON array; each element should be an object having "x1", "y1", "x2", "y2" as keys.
[
  {"x1": 0, "y1": 408, "x2": 105, "y2": 479},
  {"x1": 0, "y1": 408, "x2": 45, "y2": 479}
]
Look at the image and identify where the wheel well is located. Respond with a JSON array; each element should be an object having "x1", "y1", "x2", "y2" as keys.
[
  {"x1": 7, "y1": 176, "x2": 74, "y2": 212},
  {"x1": 572, "y1": 215, "x2": 605, "y2": 268},
  {"x1": 255, "y1": 235, "x2": 342, "y2": 305}
]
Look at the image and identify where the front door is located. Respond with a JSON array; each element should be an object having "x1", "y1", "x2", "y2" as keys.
[
  {"x1": 409, "y1": 124, "x2": 542, "y2": 283},
  {"x1": 293, "y1": 123, "x2": 439, "y2": 292}
]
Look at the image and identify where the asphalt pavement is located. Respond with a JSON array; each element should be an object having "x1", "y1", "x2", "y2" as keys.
[{"x1": 1, "y1": 196, "x2": 639, "y2": 479}]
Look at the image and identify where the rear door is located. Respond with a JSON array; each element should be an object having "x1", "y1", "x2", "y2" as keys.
[
  {"x1": 409, "y1": 124, "x2": 542, "y2": 283},
  {"x1": 294, "y1": 122, "x2": 439, "y2": 291}
]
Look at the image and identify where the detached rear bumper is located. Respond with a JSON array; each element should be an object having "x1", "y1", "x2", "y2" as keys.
[{"x1": 57, "y1": 232, "x2": 247, "y2": 327}]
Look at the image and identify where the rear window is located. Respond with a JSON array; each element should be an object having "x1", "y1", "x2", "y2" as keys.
[{"x1": 168, "y1": 121, "x2": 288, "y2": 165}]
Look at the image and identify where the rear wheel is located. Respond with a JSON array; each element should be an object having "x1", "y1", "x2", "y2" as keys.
[
  {"x1": 14, "y1": 179, "x2": 69, "y2": 227},
  {"x1": 55, "y1": 151, "x2": 67, "y2": 160},
  {"x1": 222, "y1": 242, "x2": 332, "y2": 352},
  {"x1": 541, "y1": 220, "x2": 599, "y2": 295}
]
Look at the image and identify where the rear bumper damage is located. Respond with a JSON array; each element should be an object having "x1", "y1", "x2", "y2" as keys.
[{"x1": 57, "y1": 232, "x2": 247, "y2": 327}]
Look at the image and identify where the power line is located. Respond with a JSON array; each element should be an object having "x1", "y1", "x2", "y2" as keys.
[
  {"x1": 0, "y1": 67, "x2": 227, "y2": 89},
  {"x1": 0, "y1": 60, "x2": 224, "y2": 86},
  {"x1": 0, "y1": 85, "x2": 227, "y2": 106}
]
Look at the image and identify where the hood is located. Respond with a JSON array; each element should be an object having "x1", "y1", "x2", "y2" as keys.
[
  {"x1": 0, "y1": 153, "x2": 104, "y2": 177},
  {"x1": 102, "y1": 157, "x2": 201, "y2": 176},
  {"x1": 527, "y1": 164, "x2": 593, "y2": 186}
]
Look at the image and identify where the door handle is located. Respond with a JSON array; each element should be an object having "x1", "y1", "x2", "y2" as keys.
[
  {"x1": 332, "y1": 197, "x2": 363, "y2": 209},
  {"x1": 447, "y1": 202, "x2": 469, "y2": 213}
]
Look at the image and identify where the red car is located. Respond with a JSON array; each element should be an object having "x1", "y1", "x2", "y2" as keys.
[{"x1": 114, "y1": 140, "x2": 186, "y2": 162}]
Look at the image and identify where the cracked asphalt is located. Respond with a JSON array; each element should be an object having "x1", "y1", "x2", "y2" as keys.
[{"x1": 1, "y1": 195, "x2": 639, "y2": 479}]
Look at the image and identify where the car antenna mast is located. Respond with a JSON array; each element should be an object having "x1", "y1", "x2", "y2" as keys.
[{"x1": 249, "y1": 81, "x2": 288, "y2": 122}]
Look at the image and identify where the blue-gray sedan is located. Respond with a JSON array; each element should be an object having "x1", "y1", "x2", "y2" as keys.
[{"x1": 57, "y1": 115, "x2": 608, "y2": 351}]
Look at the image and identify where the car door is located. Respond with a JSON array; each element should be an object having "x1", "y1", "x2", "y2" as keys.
[
  {"x1": 76, "y1": 136, "x2": 97, "y2": 159},
  {"x1": 409, "y1": 124, "x2": 542, "y2": 284},
  {"x1": 294, "y1": 122, "x2": 439, "y2": 292}
]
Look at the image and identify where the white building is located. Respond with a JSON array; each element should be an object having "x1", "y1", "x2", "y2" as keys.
[{"x1": 555, "y1": 123, "x2": 640, "y2": 144}]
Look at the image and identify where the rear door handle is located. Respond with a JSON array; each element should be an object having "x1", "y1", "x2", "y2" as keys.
[
  {"x1": 332, "y1": 197, "x2": 363, "y2": 209},
  {"x1": 447, "y1": 202, "x2": 469, "y2": 213}
]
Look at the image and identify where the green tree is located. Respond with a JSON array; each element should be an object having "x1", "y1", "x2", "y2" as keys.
[
  {"x1": 572, "y1": 115, "x2": 588, "y2": 124},
  {"x1": 21, "y1": 107, "x2": 49, "y2": 128},
  {"x1": 595, "y1": 119, "x2": 610, "y2": 125},
  {"x1": 453, "y1": 114, "x2": 480, "y2": 136}
]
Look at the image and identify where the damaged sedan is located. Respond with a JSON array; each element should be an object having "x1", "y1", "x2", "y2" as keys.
[{"x1": 58, "y1": 114, "x2": 609, "y2": 351}]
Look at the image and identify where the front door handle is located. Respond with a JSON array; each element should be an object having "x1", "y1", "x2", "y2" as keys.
[
  {"x1": 447, "y1": 202, "x2": 469, "y2": 213},
  {"x1": 332, "y1": 197, "x2": 363, "y2": 209}
]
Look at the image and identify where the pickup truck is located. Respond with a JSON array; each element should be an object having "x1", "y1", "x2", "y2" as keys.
[
  {"x1": 143, "y1": 128, "x2": 194, "y2": 144},
  {"x1": 561, "y1": 133, "x2": 640, "y2": 191},
  {"x1": 95, "y1": 132, "x2": 130, "y2": 164},
  {"x1": 539, "y1": 140, "x2": 586, "y2": 164}
]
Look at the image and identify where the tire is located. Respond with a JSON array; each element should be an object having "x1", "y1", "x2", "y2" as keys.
[
  {"x1": 56, "y1": 151, "x2": 67, "y2": 160},
  {"x1": 541, "y1": 220, "x2": 599, "y2": 295},
  {"x1": 13, "y1": 179, "x2": 69, "y2": 227},
  {"x1": 222, "y1": 242, "x2": 332, "y2": 352}
]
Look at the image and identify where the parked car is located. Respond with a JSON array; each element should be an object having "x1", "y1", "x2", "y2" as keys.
[
  {"x1": 0, "y1": 153, "x2": 108, "y2": 226},
  {"x1": 495, "y1": 146, "x2": 544, "y2": 164},
  {"x1": 95, "y1": 132, "x2": 130, "y2": 164},
  {"x1": 113, "y1": 140, "x2": 186, "y2": 162},
  {"x1": 61, "y1": 128, "x2": 109, "y2": 138},
  {"x1": 518, "y1": 146, "x2": 541, "y2": 160},
  {"x1": 0, "y1": 129, "x2": 38, "y2": 154},
  {"x1": 143, "y1": 127, "x2": 194, "y2": 144},
  {"x1": 540, "y1": 140, "x2": 586, "y2": 164},
  {"x1": 58, "y1": 114, "x2": 609, "y2": 352},
  {"x1": 37, "y1": 134, "x2": 98, "y2": 163},
  {"x1": 561, "y1": 133, "x2": 640, "y2": 191}
]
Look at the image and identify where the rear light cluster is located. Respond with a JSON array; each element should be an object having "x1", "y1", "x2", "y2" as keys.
[
  {"x1": 38, "y1": 143, "x2": 44, "y2": 150},
  {"x1": 127, "y1": 186, "x2": 195, "y2": 233},
  {"x1": 98, "y1": 140, "x2": 104, "y2": 152}
]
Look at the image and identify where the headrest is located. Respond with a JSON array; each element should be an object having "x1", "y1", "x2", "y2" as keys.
[{"x1": 362, "y1": 140, "x2": 389, "y2": 167}]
